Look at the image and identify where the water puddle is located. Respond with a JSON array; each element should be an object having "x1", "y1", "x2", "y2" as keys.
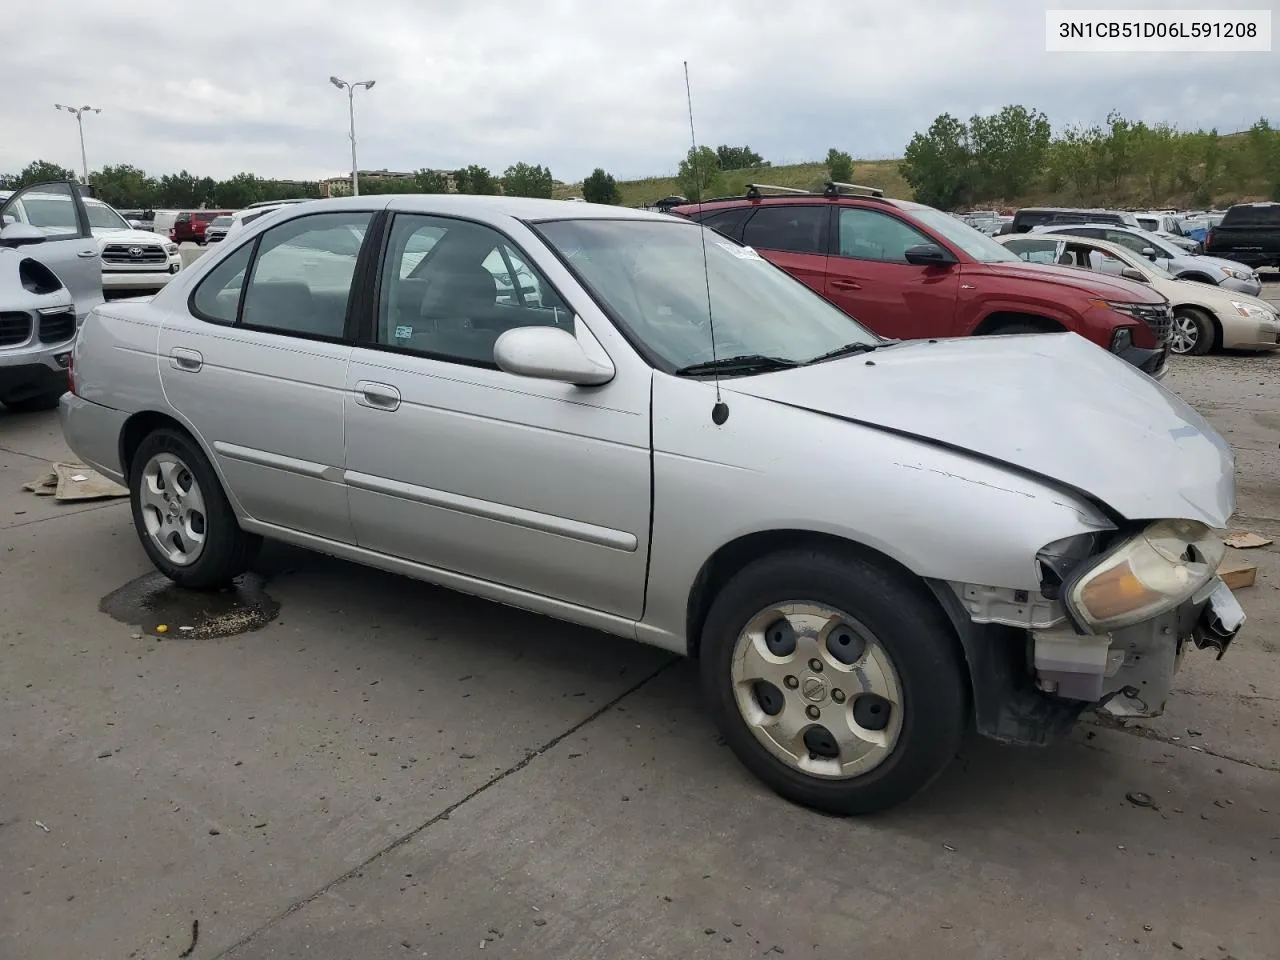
[{"x1": 99, "y1": 571, "x2": 280, "y2": 639}]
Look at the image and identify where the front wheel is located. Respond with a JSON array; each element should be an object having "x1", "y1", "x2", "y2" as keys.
[
  {"x1": 699, "y1": 549, "x2": 968, "y2": 815},
  {"x1": 129, "y1": 428, "x2": 261, "y2": 588},
  {"x1": 1171, "y1": 307, "x2": 1215, "y2": 356}
]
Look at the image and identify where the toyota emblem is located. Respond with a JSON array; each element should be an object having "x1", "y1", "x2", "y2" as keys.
[{"x1": 129, "y1": 246, "x2": 144, "y2": 258}]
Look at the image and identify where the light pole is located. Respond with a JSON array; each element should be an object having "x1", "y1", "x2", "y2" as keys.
[
  {"x1": 328, "y1": 76, "x2": 375, "y2": 197},
  {"x1": 54, "y1": 104, "x2": 102, "y2": 183}
]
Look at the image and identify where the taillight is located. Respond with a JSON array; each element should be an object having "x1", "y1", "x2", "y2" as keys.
[
  {"x1": 1205, "y1": 228, "x2": 1214, "y2": 247},
  {"x1": 67, "y1": 347, "x2": 77, "y2": 395}
]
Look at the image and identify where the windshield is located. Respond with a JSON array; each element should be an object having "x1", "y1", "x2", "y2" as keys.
[
  {"x1": 85, "y1": 200, "x2": 132, "y2": 231},
  {"x1": 209, "y1": 216, "x2": 233, "y2": 228},
  {"x1": 909, "y1": 207, "x2": 1020, "y2": 263},
  {"x1": 535, "y1": 218, "x2": 878, "y2": 373}
]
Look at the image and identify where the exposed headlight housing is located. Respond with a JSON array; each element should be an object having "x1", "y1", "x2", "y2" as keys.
[
  {"x1": 1230, "y1": 300, "x2": 1272, "y2": 320},
  {"x1": 1109, "y1": 326, "x2": 1134, "y2": 352},
  {"x1": 164, "y1": 243, "x2": 179, "y2": 255},
  {"x1": 1064, "y1": 520, "x2": 1224, "y2": 633}
]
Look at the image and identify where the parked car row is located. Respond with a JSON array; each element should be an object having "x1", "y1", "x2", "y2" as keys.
[{"x1": 50, "y1": 190, "x2": 1247, "y2": 815}]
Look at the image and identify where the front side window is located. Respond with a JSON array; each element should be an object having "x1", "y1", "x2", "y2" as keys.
[
  {"x1": 697, "y1": 207, "x2": 754, "y2": 241},
  {"x1": 836, "y1": 208, "x2": 932, "y2": 263},
  {"x1": 84, "y1": 200, "x2": 131, "y2": 231},
  {"x1": 1103, "y1": 229, "x2": 1154, "y2": 255},
  {"x1": 376, "y1": 214, "x2": 572, "y2": 365},
  {"x1": 536, "y1": 218, "x2": 877, "y2": 373},
  {"x1": 742, "y1": 205, "x2": 829, "y2": 255}
]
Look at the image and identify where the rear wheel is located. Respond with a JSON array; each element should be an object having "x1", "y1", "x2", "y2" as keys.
[
  {"x1": 699, "y1": 549, "x2": 968, "y2": 815},
  {"x1": 1171, "y1": 307, "x2": 1215, "y2": 355},
  {"x1": 129, "y1": 428, "x2": 261, "y2": 588}
]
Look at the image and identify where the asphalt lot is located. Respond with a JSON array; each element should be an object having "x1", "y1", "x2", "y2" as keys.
[{"x1": 2, "y1": 298, "x2": 1279, "y2": 959}]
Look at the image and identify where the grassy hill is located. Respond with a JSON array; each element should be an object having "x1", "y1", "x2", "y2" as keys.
[{"x1": 553, "y1": 160, "x2": 912, "y2": 206}]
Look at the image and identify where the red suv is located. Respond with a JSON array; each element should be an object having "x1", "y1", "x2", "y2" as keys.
[
  {"x1": 172, "y1": 209, "x2": 233, "y2": 245},
  {"x1": 672, "y1": 185, "x2": 1173, "y2": 378}
]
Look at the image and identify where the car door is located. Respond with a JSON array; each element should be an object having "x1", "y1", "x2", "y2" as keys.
[
  {"x1": 158, "y1": 208, "x2": 377, "y2": 543},
  {"x1": 0, "y1": 181, "x2": 104, "y2": 318},
  {"x1": 343, "y1": 211, "x2": 651, "y2": 619},
  {"x1": 739, "y1": 203, "x2": 831, "y2": 294},
  {"x1": 824, "y1": 206, "x2": 959, "y2": 339}
]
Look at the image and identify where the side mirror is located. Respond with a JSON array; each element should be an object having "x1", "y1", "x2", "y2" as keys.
[
  {"x1": 1121, "y1": 266, "x2": 1149, "y2": 283},
  {"x1": 494, "y1": 325, "x2": 614, "y2": 386},
  {"x1": 128, "y1": 219, "x2": 143, "y2": 229},
  {"x1": 1141, "y1": 247, "x2": 1157, "y2": 259},
  {"x1": 0, "y1": 223, "x2": 48, "y2": 248},
  {"x1": 903, "y1": 242, "x2": 957, "y2": 266}
]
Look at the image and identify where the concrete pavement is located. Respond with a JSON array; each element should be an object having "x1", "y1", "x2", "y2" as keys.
[{"x1": 1, "y1": 346, "x2": 1278, "y2": 960}]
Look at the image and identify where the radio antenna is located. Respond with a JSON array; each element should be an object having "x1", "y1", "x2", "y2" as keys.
[{"x1": 684, "y1": 60, "x2": 729, "y2": 426}]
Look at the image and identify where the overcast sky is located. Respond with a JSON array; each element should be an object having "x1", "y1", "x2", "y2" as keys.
[{"x1": 2, "y1": 0, "x2": 1276, "y2": 184}]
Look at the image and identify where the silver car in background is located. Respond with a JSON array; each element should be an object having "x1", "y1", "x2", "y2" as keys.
[
  {"x1": 1033, "y1": 223, "x2": 1263, "y2": 296},
  {"x1": 60, "y1": 195, "x2": 1245, "y2": 814}
]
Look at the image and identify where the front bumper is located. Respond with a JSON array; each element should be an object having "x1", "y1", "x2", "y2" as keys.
[
  {"x1": 1115, "y1": 341, "x2": 1170, "y2": 379},
  {"x1": 1222, "y1": 313, "x2": 1280, "y2": 351},
  {"x1": 1219, "y1": 276, "x2": 1263, "y2": 297},
  {"x1": 1032, "y1": 577, "x2": 1245, "y2": 719},
  {"x1": 102, "y1": 262, "x2": 181, "y2": 290},
  {"x1": 0, "y1": 344, "x2": 73, "y2": 403}
]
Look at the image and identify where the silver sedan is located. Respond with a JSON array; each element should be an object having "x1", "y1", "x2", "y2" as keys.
[{"x1": 60, "y1": 195, "x2": 1245, "y2": 814}]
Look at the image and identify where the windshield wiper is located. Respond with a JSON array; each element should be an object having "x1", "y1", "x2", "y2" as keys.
[
  {"x1": 674, "y1": 354, "x2": 800, "y2": 377},
  {"x1": 805, "y1": 341, "x2": 885, "y2": 364}
]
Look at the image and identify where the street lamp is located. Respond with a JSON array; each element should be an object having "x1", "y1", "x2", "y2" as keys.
[
  {"x1": 329, "y1": 76, "x2": 375, "y2": 197},
  {"x1": 54, "y1": 104, "x2": 102, "y2": 183}
]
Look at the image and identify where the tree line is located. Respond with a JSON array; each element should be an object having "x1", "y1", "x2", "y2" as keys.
[
  {"x1": 900, "y1": 107, "x2": 1280, "y2": 210},
  {"x1": 0, "y1": 159, "x2": 625, "y2": 209}
]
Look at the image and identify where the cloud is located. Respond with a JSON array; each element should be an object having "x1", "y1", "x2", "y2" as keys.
[{"x1": 1, "y1": 0, "x2": 1275, "y2": 184}]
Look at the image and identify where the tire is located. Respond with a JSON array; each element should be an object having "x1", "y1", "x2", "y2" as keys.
[
  {"x1": 3, "y1": 390, "x2": 64, "y2": 413},
  {"x1": 699, "y1": 548, "x2": 968, "y2": 815},
  {"x1": 128, "y1": 427, "x2": 261, "y2": 588},
  {"x1": 1171, "y1": 307, "x2": 1215, "y2": 356}
]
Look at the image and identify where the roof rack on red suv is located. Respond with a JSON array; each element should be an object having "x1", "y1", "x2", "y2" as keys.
[{"x1": 670, "y1": 183, "x2": 1174, "y2": 379}]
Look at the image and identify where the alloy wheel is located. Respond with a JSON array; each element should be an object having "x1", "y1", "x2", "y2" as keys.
[
  {"x1": 1171, "y1": 314, "x2": 1200, "y2": 354},
  {"x1": 138, "y1": 452, "x2": 208, "y2": 566}
]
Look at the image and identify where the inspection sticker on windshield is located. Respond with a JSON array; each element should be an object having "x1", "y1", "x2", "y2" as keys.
[
  {"x1": 395, "y1": 325, "x2": 413, "y2": 340},
  {"x1": 717, "y1": 241, "x2": 763, "y2": 261}
]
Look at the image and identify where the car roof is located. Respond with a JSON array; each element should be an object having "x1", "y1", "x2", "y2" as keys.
[
  {"x1": 669, "y1": 194, "x2": 919, "y2": 216},
  {"x1": 281, "y1": 194, "x2": 678, "y2": 224}
]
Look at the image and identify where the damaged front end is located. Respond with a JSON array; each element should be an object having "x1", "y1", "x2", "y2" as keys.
[{"x1": 935, "y1": 519, "x2": 1246, "y2": 744}]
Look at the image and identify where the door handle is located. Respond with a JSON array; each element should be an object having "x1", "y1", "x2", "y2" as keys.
[
  {"x1": 77, "y1": 249, "x2": 99, "y2": 259},
  {"x1": 355, "y1": 380, "x2": 401, "y2": 412},
  {"x1": 830, "y1": 279, "x2": 862, "y2": 290},
  {"x1": 169, "y1": 347, "x2": 203, "y2": 372}
]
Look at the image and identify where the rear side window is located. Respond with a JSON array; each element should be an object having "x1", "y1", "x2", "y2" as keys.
[
  {"x1": 742, "y1": 205, "x2": 829, "y2": 255},
  {"x1": 1013, "y1": 210, "x2": 1056, "y2": 232},
  {"x1": 696, "y1": 207, "x2": 754, "y2": 241},
  {"x1": 1003, "y1": 238, "x2": 1062, "y2": 264},
  {"x1": 1221, "y1": 204, "x2": 1280, "y2": 227}
]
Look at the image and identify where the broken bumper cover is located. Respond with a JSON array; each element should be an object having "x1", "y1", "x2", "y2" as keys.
[{"x1": 1032, "y1": 577, "x2": 1245, "y2": 719}]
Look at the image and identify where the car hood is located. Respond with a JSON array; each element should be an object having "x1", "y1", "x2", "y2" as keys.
[
  {"x1": 977, "y1": 260, "x2": 1167, "y2": 303},
  {"x1": 725, "y1": 333, "x2": 1234, "y2": 526},
  {"x1": 92, "y1": 228, "x2": 171, "y2": 246}
]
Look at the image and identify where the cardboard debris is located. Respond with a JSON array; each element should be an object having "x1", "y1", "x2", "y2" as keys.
[
  {"x1": 23, "y1": 463, "x2": 128, "y2": 502},
  {"x1": 1223, "y1": 531, "x2": 1273, "y2": 550},
  {"x1": 1217, "y1": 557, "x2": 1257, "y2": 590}
]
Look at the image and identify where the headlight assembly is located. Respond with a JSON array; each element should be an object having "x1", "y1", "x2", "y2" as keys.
[
  {"x1": 1064, "y1": 520, "x2": 1224, "y2": 633},
  {"x1": 1230, "y1": 300, "x2": 1271, "y2": 320}
]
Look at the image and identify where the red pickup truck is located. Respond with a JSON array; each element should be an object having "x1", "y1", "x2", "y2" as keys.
[
  {"x1": 673, "y1": 185, "x2": 1174, "y2": 378},
  {"x1": 172, "y1": 209, "x2": 234, "y2": 245}
]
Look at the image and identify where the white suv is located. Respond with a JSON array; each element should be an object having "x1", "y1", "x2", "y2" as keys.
[{"x1": 2, "y1": 189, "x2": 183, "y2": 295}]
